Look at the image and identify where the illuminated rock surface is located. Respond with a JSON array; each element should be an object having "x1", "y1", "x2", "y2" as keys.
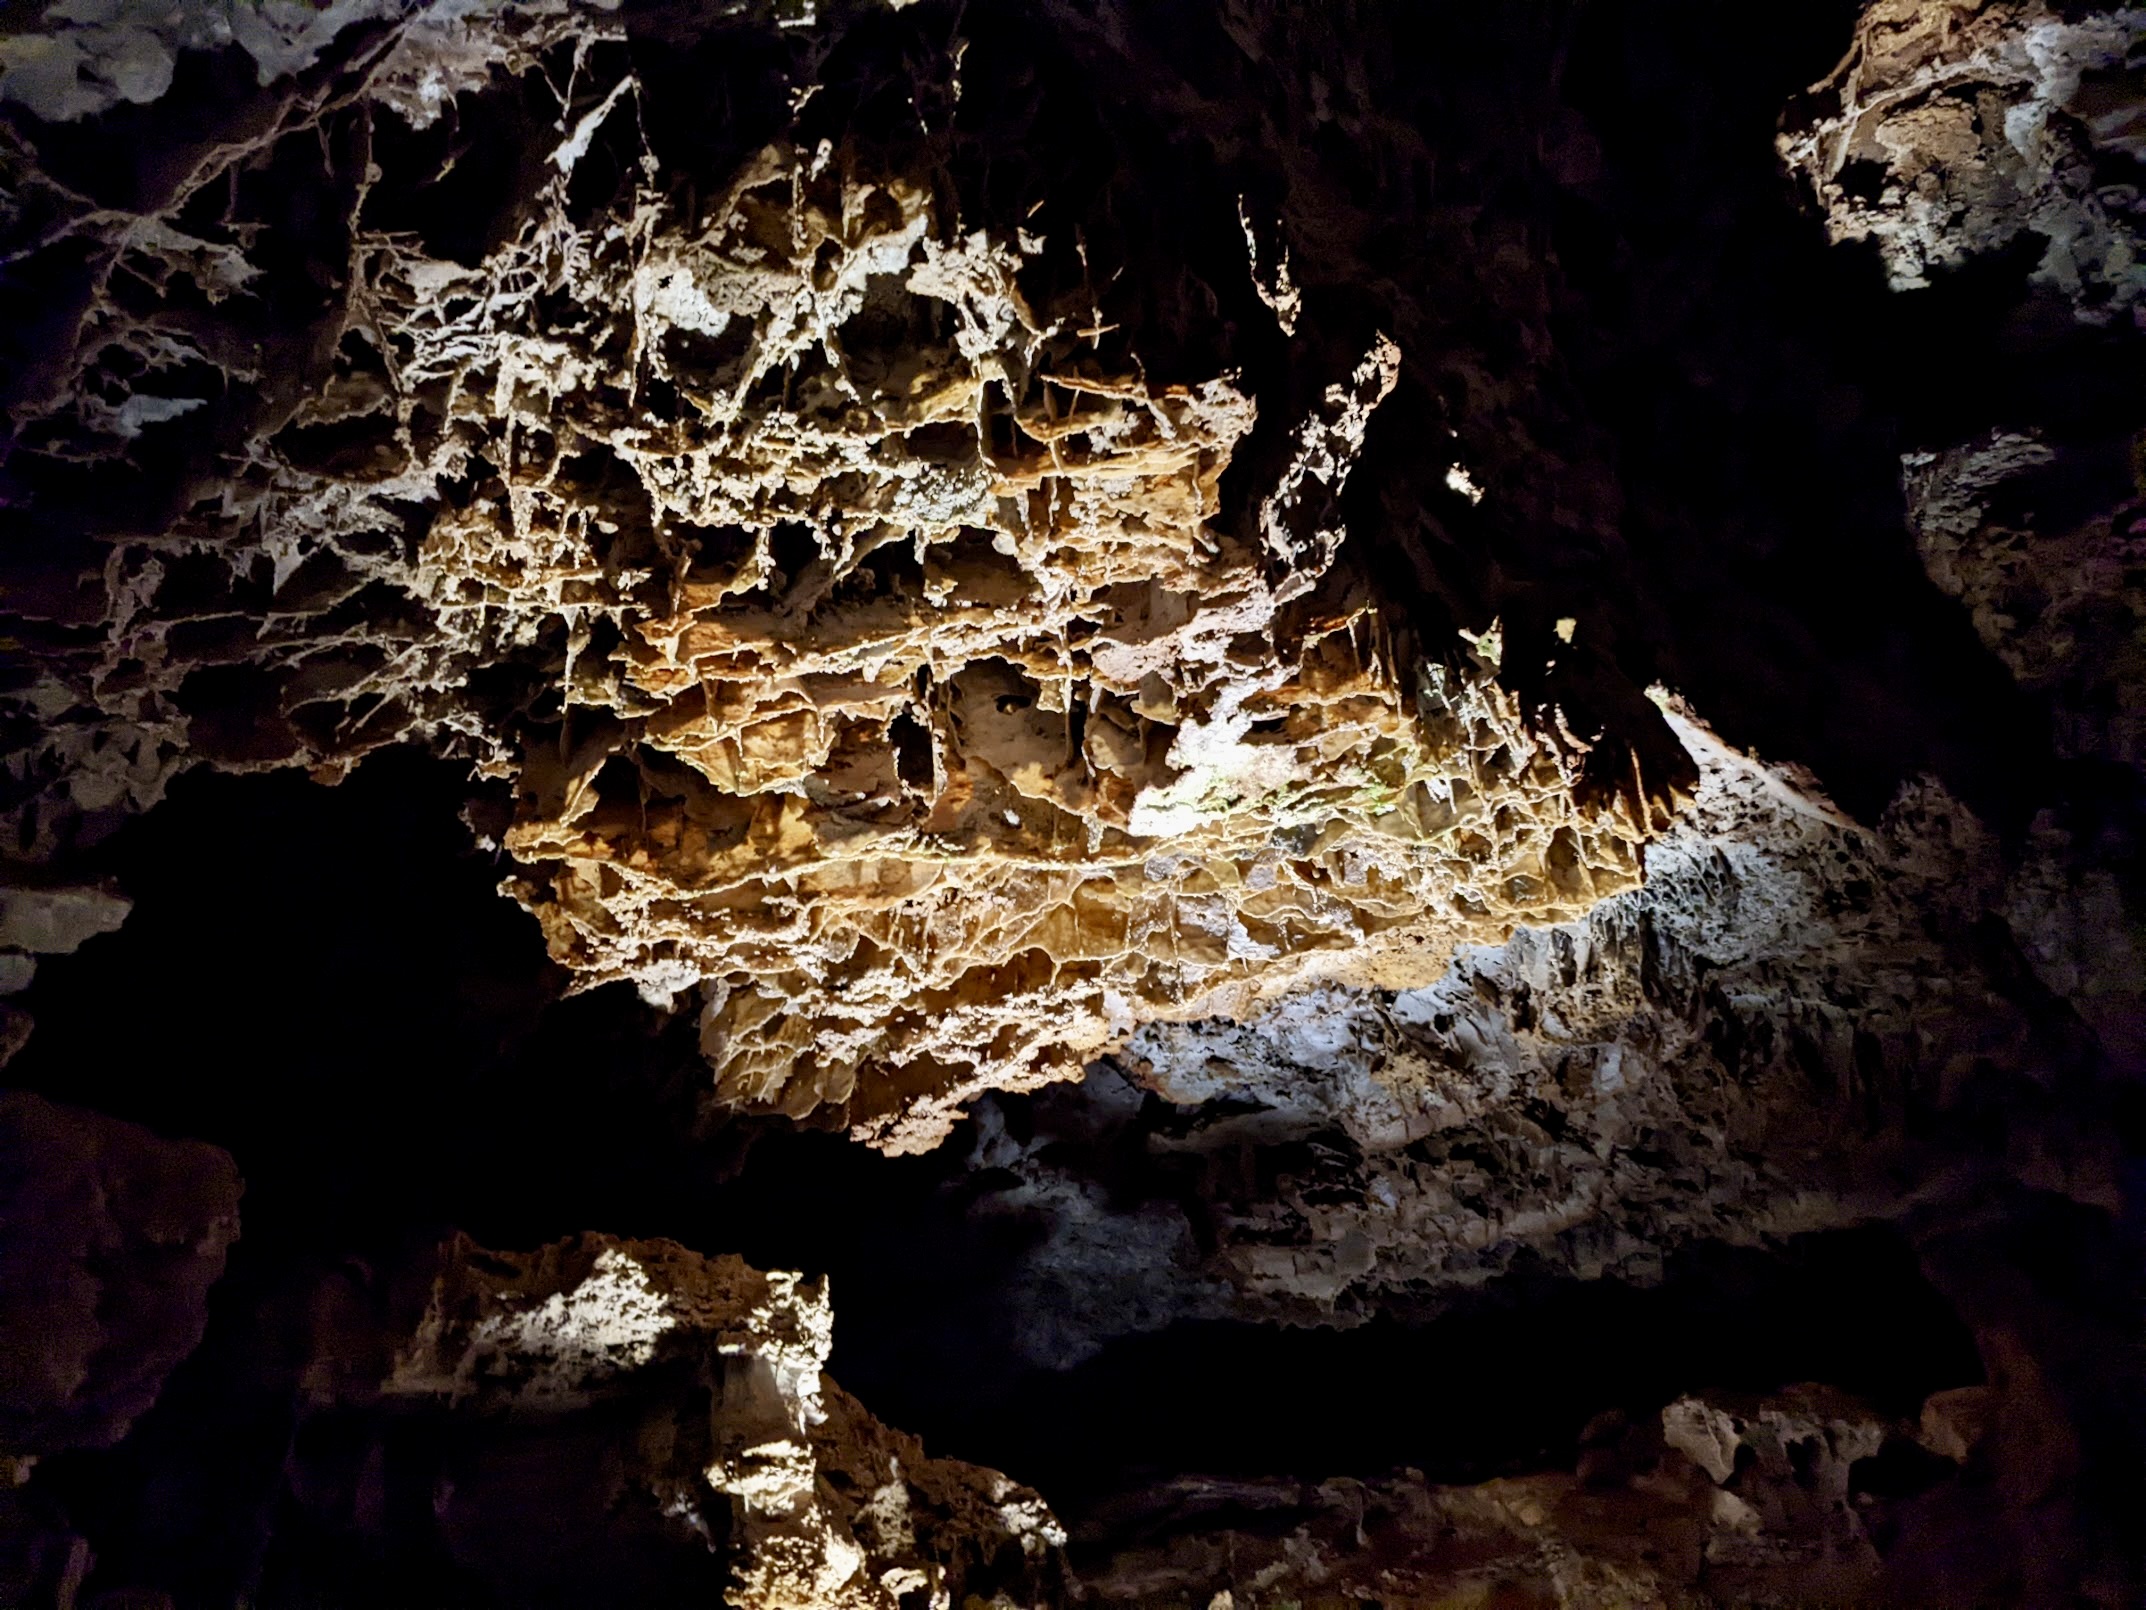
[
  {"x1": 0, "y1": 0, "x2": 1654, "y2": 1146},
  {"x1": 1778, "y1": 0, "x2": 2146, "y2": 319},
  {"x1": 944, "y1": 702, "x2": 2123, "y2": 1366},
  {"x1": 1, "y1": 0, "x2": 2143, "y2": 1605},
  {"x1": 385, "y1": 1233, "x2": 1066, "y2": 1610}
]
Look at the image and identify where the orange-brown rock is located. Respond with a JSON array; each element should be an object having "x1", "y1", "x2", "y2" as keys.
[{"x1": 0, "y1": 6, "x2": 1657, "y2": 1147}]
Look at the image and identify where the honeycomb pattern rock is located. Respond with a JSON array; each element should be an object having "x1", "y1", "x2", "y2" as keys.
[
  {"x1": 950, "y1": 700, "x2": 2125, "y2": 1365},
  {"x1": 1, "y1": 2, "x2": 1656, "y2": 1148},
  {"x1": 0, "y1": 0, "x2": 2142, "y2": 1603}
]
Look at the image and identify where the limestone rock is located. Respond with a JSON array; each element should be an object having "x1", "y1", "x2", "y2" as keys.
[
  {"x1": 1904, "y1": 431, "x2": 2146, "y2": 768},
  {"x1": 1078, "y1": 1387, "x2": 1950, "y2": 1609},
  {"x1": 953, "y1": 700, "x2": 2121, "y2": 1360},
  {"x1": 0, "y1": 880, "x2": 130, "y2": 1062},
  {"x1": 0, "y1": 1092, "x2": 241, "y2": 1456},
  {"x1": 0, "y1": 0, "x2": 1656, "y2": 1150},
  {"x1": 388, "y1": 1232, "x2": 1067, "y2": 1610},
  {"x1": 0, "y1": 882, "x2": 130, "y2": 956},
  {"x1": 1779, "y1": 1, "x2": 2146, "y2": 321},
  {"x1": 1918, "y1": 1384, "x2": 1995, "y2": 1463},
  {"x1": 0, "y1": 1, "x2": 2139, "y2": 1600}
]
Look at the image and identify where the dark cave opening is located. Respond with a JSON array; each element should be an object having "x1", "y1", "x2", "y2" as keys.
[{"x1": 851, "y1": 1229, "x2": 1985, "y2": 1523}]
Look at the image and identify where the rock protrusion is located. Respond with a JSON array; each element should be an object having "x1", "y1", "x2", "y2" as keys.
[
  {"x1": 388, "y1": 1232, "x2": 1067, "y2": 1610},
  {"x1": 0, "y1": 1093, "x2": 240, "y2": 1457}
]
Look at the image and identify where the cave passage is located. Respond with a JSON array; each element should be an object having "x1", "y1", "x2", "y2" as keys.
[
  {"x1": 856, "y1": 1229, "x2": 1984, "y2": 1521},
  {"x1": 11, "y1": 758, "x2": 1987, "y2": 1545}
]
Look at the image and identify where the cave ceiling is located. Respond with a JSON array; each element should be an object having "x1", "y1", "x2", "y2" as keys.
[
  {"x1": 0, "y1": 0, "x2": 1674, "y2": 1150},
  {"x1": 1, "y1": 0, "x2": 2144, "y2": 1607}
]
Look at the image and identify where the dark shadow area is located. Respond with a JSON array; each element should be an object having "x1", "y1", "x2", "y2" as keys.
[
  {"x1": 1018, "y1": 0, "x2": 2075, "y2": 831},
  {"x1": 11, "y1": 752, "x2": 680, "y2": 1256},
  {"x1": 873, "y1": 1228, "x2": 1984, "y2": 1521},
  {"x1": 5, "y1": 752, "x2": 994, "y2": 1273}
]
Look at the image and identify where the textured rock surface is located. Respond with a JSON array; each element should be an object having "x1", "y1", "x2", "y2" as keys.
[
  {"x1": 1905, "y1": 431, "x2": 2146, "y2": 763},
  {"x1": 0, "y1": 0, "x2": 423, "y2": 124},
  {"x1": 949, "y1": 702, "x2": 2121, "y2": 1365},
  {"x1": 384, "y1": 1232, "x2": 1065, "y2": 1610},
  {"x1": 0, "y1": 1092, "x2": 240, "y2": 1456},
  {"x1": 1049, "y1": 1281, "x2": 2131, "y2": 1609},
  {"x1": 1804, "y1": 0, "x2": 2146, "y2": 1072},
  {"x1": 0, "y1": 0, "x2": 1654, "y2": 1148},
  {"x1": 1779, "y1": 1, "x2": 2146, "y2": 320}
]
